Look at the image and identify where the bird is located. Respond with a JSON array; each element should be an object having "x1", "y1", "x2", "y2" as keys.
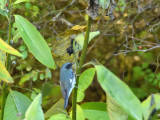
[{"x1": 60, "y1": 62, "x2": 76, "y2": 109}]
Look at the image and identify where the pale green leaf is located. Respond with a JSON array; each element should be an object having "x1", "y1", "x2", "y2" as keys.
[
  {"x1": 24, "y1": 93, "x2": 44, "y2": 120},
  {"x1": 95, "y1": 65, "x2": 142, "y2": 120},
  {"x1": 107, "y1": 95, "x2": 128, "y2": 120},
  {"x1": 15, "y1": 15, "x2": 55, "y2": 69},
  {"x1": 40, "y1": 73, "x2": 44, "y2": 80},
  {"x1": 74, "y1": 31, "x2": 100, "y2": 52},
  {"x1": 142, "y1": 93, "x2": 160, "y2": 120},
  {"x1": 77, "y1": 68, "x2": 95, "y2": 102},
  {"x1": 81, "y1": 102, "x2": 110, "y2": 120},
  {"x1": 48, "y1": 113, "x2": 70, "y2": 120},
  {"x1": 0, "y1": 0, "x2": 7, "y2": 9},
  {"x1": 4, "y1": 91, "x2": 32, "y2": 120},
  {"x1": 19, "y1": 74, "x2": 31, "y2": 85},
  {"x1": 45, "y1": 99, "x2": 65, "y2": 118},
  {"x1": 13, "y1": 0, "x2": 29, "y2": 5},
  {"x1": 70, "y1": 104, "x2": 85, "y2": 120}
]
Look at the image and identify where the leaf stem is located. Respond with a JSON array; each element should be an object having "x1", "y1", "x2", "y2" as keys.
[
  {"x1": 72, "y1": 15, "x2": 92, "y2": 120},
  {"x1": 1, "y1": 1, "x2": 12, "y2": 119}
]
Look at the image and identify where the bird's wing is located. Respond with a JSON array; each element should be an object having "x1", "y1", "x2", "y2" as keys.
[
  {"x1": 60, "y1": 70, "x2": 76, "y2": 99},
  {"x1": 60, "y1": 82, "x2": 67, "y2": 99},
  {"x1": 66, "y1": 72, "x2": 76, "y2": 98}
]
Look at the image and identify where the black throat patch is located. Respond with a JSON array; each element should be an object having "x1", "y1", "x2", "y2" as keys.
[{"x1": 65, "y1": 63, "x2": 72, "y2": 69}]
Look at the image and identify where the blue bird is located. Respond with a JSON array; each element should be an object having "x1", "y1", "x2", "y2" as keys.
[{"x1": 60, "y1": 62, "x2": 76, "y2": 109}]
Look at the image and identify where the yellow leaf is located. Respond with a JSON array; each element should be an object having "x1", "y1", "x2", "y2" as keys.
[
  {"x1": 0, "y1": 49, "x2": 6, "y2": 65},
  {"x1": 0, "y1": 38, "x2": 23, "y2": 57},
  {"x1": 0, "y1": 60, "x2": 14, "y2": 83},
  {"x1": 71, "y1": 25, "x2": 86, "y2": 30},
  {"x1": 59, "y1": 25, "x2": 86, "y2": 36}
]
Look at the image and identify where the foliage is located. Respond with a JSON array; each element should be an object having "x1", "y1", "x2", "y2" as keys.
[
  {"x1": 0, "y1": 0, "x2": 160, "y2": 120},
  {"x1": 4, "y1": 91, "x2": 31, "y2": 120}
]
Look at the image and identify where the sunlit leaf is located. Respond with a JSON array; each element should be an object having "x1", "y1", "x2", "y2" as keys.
[
  {"x1": 0, "y1": 60, "x2": 13, "y2": 83},
  {"x1": 142, "y1": 94, "x2": 160, "y2": 120},
  {"x1": 77, "y1": 68, "x2": 95, "y2": 102},
  {"x1": 107, "y1": 95, "x2": 128, "y2": 120},
  {"x1": 0, "y1": 38, "x2": 23, "y2": 57},
  {"x1": 81, "y1": 102, "x2": 110, "y2": 120},
  {"x1": 19, "y1": 74, "x2": 32, "y2": 86},
  {"x1": 95, "y1": 65, "x2": 142, "y2": 120},
  {"x1": 70, "y1": 104, "x2": 85, "y2": 120},
  {"x1": 59, "y1": 25, "x2": 86, "y2": 36},
  {"x1": 24, "y1": 93, "x2": 44, "y2": 120},
  {"x1": 48, "y1": 113, "x2": 70, "y2": 120},
  {"x1": 4, "y1": 91, "x2": 32, "y2": 120},
  {"x1": 45, "y1": 99, "x2": 65, "y2": 118},
  {"x1": 13, "y1": 0, "x2": 29, "y2": 5},
  {"x1": 15, "y1": 15, "x2": 55, "y2": 69},
  {"x1": 0, "y1": 0, "x2": 7, "y2": 10},
  {"x1": 74, "y1": 31, "x2": 100, "y2": 52},
  {"x1": 40, "y1": 73, "x2": 44, "y2": 80}
]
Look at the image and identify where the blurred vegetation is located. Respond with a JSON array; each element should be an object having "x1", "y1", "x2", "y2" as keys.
[{"x1": 0, "y1": 0, "x2": 160, "y2": 119}]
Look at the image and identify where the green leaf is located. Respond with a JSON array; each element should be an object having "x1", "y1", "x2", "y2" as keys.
[
  {"x1": 45, "y1": 99, "x2": 65, "y2": 118},
  {"x1": 95, "y1": 65, "x2": 142, "y2": 120},
  {"x1": 0, "y1": 0, "x2": 8, "y2": 17},
  {"x1": 77, "y1": 68, "x2": 95, "y2": 102},
  {"x1": 0, "y1": 60, "x2": 14, "y2": 83},
  {"x1": 32, "y1": 70, "x2": 38, "y2": 81},
  {"x1": 70, "y1": 105, "x2": 85, "y2": 120},
  {"x1": 15, "y1": 15, "x2": 55, "y2": 69},
  {"x1": 107, "y1": 95, "x2": 128, "y2": 120},
  {"x1": 0, "y1": 0, "x2": 7, "y2": 10},
  {"x1": 13, "y1": 0, "x2": 29, "y2": 5},
  {"x1": 19, "y1": 46, "x2": 26, "y2": 51},
  {"x1": 40, "y1": 73, "x2": 44, "y2": 80},
  {"x1": 142, "y1": 94, "x2": 160, "y2": 120},
  {"x1": 24, "y1": 93, "x2": 44, "y2": 120},
  {"x1": 19, "y1": 74, "x2": 31, "y2": 85},
  {"x1": 0, "y1": 38, "x2": 23, "y2": 57},
  {"x1": 74, "y1": 31, "x2": 100, "y2": 52},
  {"x1": 99, "y1": 0, "x2": 110, "y2": 9},
  {"x1": 48, "y1": 113, "x2": 70, "y2": 120},
  {"x1": 21, "y1": 50, "x2": 28, "y2": 59},
  {"x1": 81, "y1": 102, "x2": 110, "y2": 120},
  {"x1": 45, "y1": 68, "x2": 52, "y2": 79},
  {"x1": 4, "y1": 91, "x2": 32, "y2": 120},
  {"x1": 42, "y1": 84, "x2": 61, "y2": 100}
]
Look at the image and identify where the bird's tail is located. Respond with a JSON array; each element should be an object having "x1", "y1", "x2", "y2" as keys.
[{"x1": 64, "y1": 97, "x2": 69, "y2": 109}]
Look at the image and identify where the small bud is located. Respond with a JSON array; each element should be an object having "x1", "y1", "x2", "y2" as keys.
[
  {"x1": 12, "y1": 61, "x2": 16, "y2": 64},
  {"x1": 138, "y1": 46, "x2": 143, "y2": 50},
  {"x1": 6, "y1": 3, "x2": 8, "y2": 6}
]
